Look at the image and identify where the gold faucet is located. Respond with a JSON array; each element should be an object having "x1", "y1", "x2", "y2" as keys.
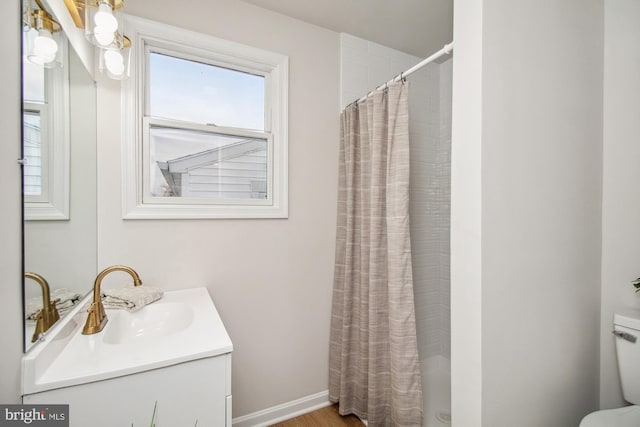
[
  {"x1": 82, "y1": 265, "x2": 143, "y2": 335},
  {"x1": 25, "y1": 272, "x2": 60, "y2": 342}
]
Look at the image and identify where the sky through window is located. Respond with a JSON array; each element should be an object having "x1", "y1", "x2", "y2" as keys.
[{"x1": 149, "y1": 53, "x2": 265, "y2": 131}]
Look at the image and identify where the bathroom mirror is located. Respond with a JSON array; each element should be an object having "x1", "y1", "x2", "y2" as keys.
[{"x1": 22, "y1": 1, "x2": 97, "y2": 352}]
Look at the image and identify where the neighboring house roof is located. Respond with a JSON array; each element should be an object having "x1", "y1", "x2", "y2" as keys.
[
  {"x1": 23, "y1": 121, "x2": 41, "y2": 147},
  {"x1": 156, "y1": 138, "x2": 265, "y2": 197},
  {"x1": 157, "y1": 138, "x2": 264, "y2": 173}
]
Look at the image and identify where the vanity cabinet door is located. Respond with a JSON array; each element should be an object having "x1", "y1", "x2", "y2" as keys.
[{"x1": 23, "y1": 354, "x2": 231, "y2": 427}]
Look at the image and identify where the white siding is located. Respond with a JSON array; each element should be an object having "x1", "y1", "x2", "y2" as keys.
[{"x1": 179, "y1": 149, "x2": 268, "y2": 199}]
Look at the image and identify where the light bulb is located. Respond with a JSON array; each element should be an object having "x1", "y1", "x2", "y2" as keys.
[
  {"x1": 28, "y1": 55, "x2": 46, "y2": 66},
  {"x1": 94, "y1": 2, "x2": 118, "y2": 33},
  {"x1": 94, "y1": 30, "x2": 115, "y2": 46},
  {"x1": 28, "y1": 28, "x2": 58, "y2": 65},
  {"x1": 92, "y1": 2, "x2": 118, "y2": 46},
  {"x1": 104, "y1": 50, "x2": 124, "y2": 76}
]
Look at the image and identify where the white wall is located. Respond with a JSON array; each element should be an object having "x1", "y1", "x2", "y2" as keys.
[
  {"x1": 96, "y1": 0, "x2": 340, "y2": 418},
  {"x1": 0, "y1": 0, "x2": 26, "y2": 403},
  {"x1": 450, "y1": 0, "x2": 483, "y2": 423},
  {"x1": 600, "y1": 0, "x2": 640, "y2": 409},
  {"x1": 481, "y1": 0, "x2": 603, "y2": 423},
  {"x1": 452, "y1": 0, "x2": 604, "y2": 425}
]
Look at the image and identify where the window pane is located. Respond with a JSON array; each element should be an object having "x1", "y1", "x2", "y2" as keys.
[
  {"x1": 150, "y1": 126, "x2": 268, "y2": 200},
  {"x1": 149, "y1": 53, "x2": 265, "y2": 131},
  {"x1": 23, "y1": 111, "x2": 42, "y2": 196}
]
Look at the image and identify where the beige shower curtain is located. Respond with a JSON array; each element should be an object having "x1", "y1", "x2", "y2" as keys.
[{"x1": 329, "y1": 82, "x2": 423, "y2": 426}]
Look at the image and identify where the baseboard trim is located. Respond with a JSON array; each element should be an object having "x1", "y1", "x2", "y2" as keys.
[{"x1": 232, "y1": 390, "x2": 331, "y2": 427}]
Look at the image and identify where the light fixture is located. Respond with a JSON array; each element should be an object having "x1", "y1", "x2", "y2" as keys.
[
  {"x1": 83, "y1": 0, "x2": 124, "y2": 48},
  {"x1": 23, "y1": 0, "x2": 62, "y2": 68},
  {"x1": 63, "y1": 0, "x2": 131, "y2": 80},
  {"x1": 98, "y1": 32, "x2": 130, "y2": 80}
]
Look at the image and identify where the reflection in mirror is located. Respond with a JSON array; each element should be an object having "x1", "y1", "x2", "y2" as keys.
[
  {"x1": 22, "y1": 21, "x2": 69, "y2": 220},
  {"x1": 24, "y1": 272, "x2": 60, "y2": 343},
  {"x1": 22, "y1": 6, "x2": 97, "y2": 351}
]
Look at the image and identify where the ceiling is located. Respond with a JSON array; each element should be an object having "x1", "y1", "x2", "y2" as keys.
[{"x1": 239, "y1": 0, "x2": 453, "y2": 58}]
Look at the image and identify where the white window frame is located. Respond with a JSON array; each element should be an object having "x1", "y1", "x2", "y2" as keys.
[
  {"x1": 23, "y1": 40, "x2": 70, "y2": 221},
  {"x1": 121, "y1": 15, "x2": 289, "y2": 219}
]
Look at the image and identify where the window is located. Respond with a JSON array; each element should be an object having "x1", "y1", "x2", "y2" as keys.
[
  {"x1": 122, "y1": 16, "x2": 288, "y2": 219},
  {"x1": 23, "y1": 108, "x2": 45, "y2": 198},
  {"x1": 22, "y1": 30, "x2": 69, "y2": 220}
]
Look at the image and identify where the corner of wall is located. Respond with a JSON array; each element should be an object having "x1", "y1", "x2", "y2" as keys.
[
  {"x1": 600, "y1": 0, "x2": 640, "y2": 409},
  {"x1": 0, "y1": 0, "x2": 27, "y2": 403},
  {"x1": 450, "y1": 0, "x2": 483, "y2": 424}
]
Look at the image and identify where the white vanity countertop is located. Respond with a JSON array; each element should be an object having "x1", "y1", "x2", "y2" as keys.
[{"x1": 22, "y1": 287, "x2": 233, "y2": 395}]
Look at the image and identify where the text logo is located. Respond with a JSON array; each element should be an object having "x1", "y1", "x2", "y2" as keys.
[{"x1": 0, "y1": 405, "x2": 68, "y2": 426}]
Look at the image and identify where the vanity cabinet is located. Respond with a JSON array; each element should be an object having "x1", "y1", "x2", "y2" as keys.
[
  {"x1": 23, "y1": 353, "x2": 232, "y2": 426},
  {"x1": 22, "y1": 288, "x2": 233, "y2": 427}
]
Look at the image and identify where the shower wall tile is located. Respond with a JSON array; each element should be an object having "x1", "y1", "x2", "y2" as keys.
[
  {"x1": 342, "y1": 59, "x2": 368, "y2": 94},
  {"x1": 368, "y1": 54, "x2": 393, "y2": 86},
  {"x1": 341, "y1": 33, "x2": 368, "y2": 51},
  {"x1": 340, "y1": 33, "x2": 452, "y2": 361},
  {"x1": 438, "y1": 58, "x2": 452, "y2": 360},
  {"x1": 340, "y1": 33, "x2": 421, "y2": 109}
]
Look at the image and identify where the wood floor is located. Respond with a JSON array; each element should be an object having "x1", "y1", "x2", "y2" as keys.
[{"x1": 269, "y1": 404, "x2": 365, "y2": 427}]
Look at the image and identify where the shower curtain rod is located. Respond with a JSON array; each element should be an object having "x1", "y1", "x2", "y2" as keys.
[{"x1": 354, "y1": 41, "x2": 454, "y2": 105}]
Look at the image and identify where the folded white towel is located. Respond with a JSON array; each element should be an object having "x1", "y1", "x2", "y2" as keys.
[
  {"x1": 25, "y1": 288, "x2": 82, "y2": 321},
  {"x1": 101, "y1": 285, "x2": 163, "y2": 312}
]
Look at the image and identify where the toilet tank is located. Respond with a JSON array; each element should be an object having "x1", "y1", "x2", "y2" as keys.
[{"x1": 614, "y1": 309, "x2": 640, "y2": 405}]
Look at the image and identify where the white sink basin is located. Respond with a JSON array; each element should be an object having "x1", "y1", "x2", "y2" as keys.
[
  {"x1": 22, "y1": 287, "x2": 232, "y2": 395},
  {"x1": 103, "y1": 302, "x2": 194, "y2": 344}
]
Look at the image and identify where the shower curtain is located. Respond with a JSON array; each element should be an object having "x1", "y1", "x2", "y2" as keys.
[{"x1": 329, "y1": 82, "x2": 423, "y2": 426}]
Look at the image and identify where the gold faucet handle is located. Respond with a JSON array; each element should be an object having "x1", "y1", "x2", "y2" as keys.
[
  {"x1": 82, "y1": 302, "x2": 108, "y2": 335},
  {"x1": 25, "y1": 272, "x2": 60, "y2": 338},
  {"x1": 31, "y1": 300, "x2": 61, "y2": 343},
  {"x1": 31, "y1": 309, "x2": 44, "y2": 343},
  {"x1": 47, "y1": 299, "x2": 60, "y2": 324}
]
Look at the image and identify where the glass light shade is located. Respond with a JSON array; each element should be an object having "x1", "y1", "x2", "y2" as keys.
[
  {"x1": 104, "y1": 50, "x2": 124, "y2": 75},
  {"x1": 99, "y1": 34, "x2": 130, "y2": 80},
  {"x1": 94, "y1": 3, "x2": 117, "y2": 31},
  {"x1": 22, "y1": 29, "x2": 46, "y2": 102},
  {"x1": 25, "y1": 27, "x2": 61, "y2": 68},
  {"x1": 84, "y1": 0, "x2": 120, "y2": 48},
  {"x1": 93, "y1": 3, "x2": 117, "y2": 46},
  {"x1": 94, "y1": 30, "x2": 115, "y2": 47},
  {"x1": 34, "y1": 29, "x2": 58, "y2": 57}
]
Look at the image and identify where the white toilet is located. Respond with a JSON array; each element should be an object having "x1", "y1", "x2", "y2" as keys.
[{"x1": 580, "y1": 310, "x2": 640, "y2": 426}]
